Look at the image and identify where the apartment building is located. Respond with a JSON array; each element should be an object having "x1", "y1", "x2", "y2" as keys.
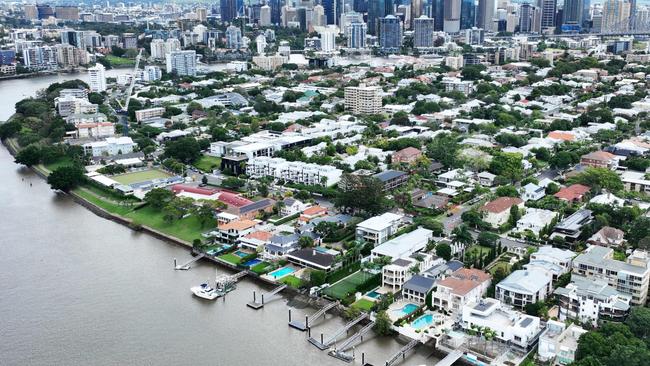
[
  {"x1": 525, "y1": 246, "x2": 576, "y2": 281},
  {"x1": 245, "y1": 156, "x2": 343, "y2": 186},
  {"x1": 216, "y1": 219, "x2": 257, "y2": 245},
  {"x1": 496, "y1": 269, "x2": 553, "y2": 309},
  {"x1": 344, "y1": 86, "x2": 383, "y2": 114},
  {"x1": 135, "y1": 107, "x2": 166, "y2": 122},
  {"x1": 572, "y1": 246, "x2": 650, "y2": 305},
  {"x1": 554, "y1": 275, "x2": 631, "y2": 324},
  {"x1": 56, "y1": 95, "x2": 97, "y2": 117},
  {"x1": 88, "y1": 63, "x2": 107, "y2": 92},
  {"x1": 355, "y1": 212, "x2": 404, "y2": 246},
  {"x1": 370, "y1": 227, "x2": 434, "y2": 260},
  {"x1": 82, "y1": 137, "x2": 136, "y2": 157}
]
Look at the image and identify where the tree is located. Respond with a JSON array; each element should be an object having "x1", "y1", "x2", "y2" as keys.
[
  {"x1": 452, "y1": 224, "x2": 473, "y2": 247},
  {"x1": 15, "y1": 145, "x2": 41, "y2": 166},
  {"x1": 334, "y1": 174, "x2": 387, "y2": 215},
  {"x1": 550, "y1": 151, "x2": 578, "y2": 169},
  {"x1": 88, "y1": 92, "x2": 104, "y2": 105},
  {"x1": 427, "y1": 134, "x2": 459, "y2": 168},
  {"x1": 495, "y1": 185, "x2": 519, "y2": 197},
  {"x1": 298, "y1": 236, "x2": 314, "y2": 248},
  {"x1": 568, "y1": 167, "x2": 623, "y2": 192},
  {"x1": 373, "y1": 311, "x2": 393, "y2": 336},
  {"x1": 195, "y1": 204, "x2": 216, "y2": 227},
  {"x1": 625, "y1": 306, "x2": 650, "y2": 339},
  {"x1": 164, "y1": 137, "x2": 201, "y2": 164},
  {"x1": 144, "y1": 188, "x2": 175, "y2": 210},
  {"x1": 314, "y1": 221, "x2": 338, "y2": 238},
  {"x1": 489, "y1": 152, "x2": 523, "y2": 182},
  {"x1": 436, "y1": 243, "x2": 452, "y2": 260},
  {"x1": 413, "y1": 216, "x2": 444, "y2": 236},
  {"x1": 257, "y1": 183, "x2": 269, "y2": 197},
  {"x1": 508, "y1": 205, "x2": 521, "y2": 227},
  {"x1": 390, "y1": 111, "x2": 411, "y2": 126},
  {"x1": 47, "y1": 165, "x2": 85, "y2": 192},
  {"x1": 477, "y1": 232, "x2": 499, "y2": 248},
  {"x1": 462, "y1": 209, "x2": 486, "y2": 229},
  {"x1": 309, "y1": 270, "x2": 327, "y2": 286}
]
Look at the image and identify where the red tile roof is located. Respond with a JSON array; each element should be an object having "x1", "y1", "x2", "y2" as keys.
[
  {"x1": 171, "y1": 184, "x2": 219, "y2": 196},
  {"x1": 217, "y1": 192, "x2": 254, "y2": 207},
  {"x1": 581, "y1": 151, "x2": 615, "y2": 161},
  {"x1": 437, "y1": 268, "x2": 491, "y2": 296},
  {"x1": 554, "y1": 184, "x2": 590, "y2": 201},
  {"x1": 480, "y1": 197, "x2": 523, "y2": 214}
]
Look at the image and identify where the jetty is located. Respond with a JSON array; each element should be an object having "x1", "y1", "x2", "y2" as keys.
[
  {"x1": 174, "y1": 253, "x2": 205, "y2": 270},
  {"x1": 308, "y1": 313, "x2": 368, "y2": 350},
  {"x1": 289, "y1": 301, "x2": 339, "y2": 331},
  {"x1": 246, "y1": 284, "x2": 288, "y2": 309},
  {"x1": 384, "y1": 338, "x2": 420, "y2": 366},
  {"x1": 433, "y1": 349, "x2": 464, "y2": 366},
  {"x1": 328, "y1": 321, "x2": 376, "y2": 362}
]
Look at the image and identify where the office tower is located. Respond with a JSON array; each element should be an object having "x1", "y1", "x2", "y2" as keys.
[
  {"x1": 23, "y1": 46, "x2": 57, "y2": 70},
  {"x1": 602, "y1": 0, "x2": 631, "y2": 31},
  {"x1": 55, "y1": 6, "x2": 79, "y2": 20},
  {"x1": 539, "y1": 0, "x2": 557, "y2": 29},
  {"x1": 562, "y1": 0, "x2": 590, "y2": 31},
  {"x1": 444, "y1": 0, "x2": 462, "y2": 32},
  {"x1": 396, "y1": 5, "x2": 411, "y2": 29},
  {"x1": 166, "y1": 50, "x2": 197, "y2": 76},
  {"x1": 196, "y1": 7, "x2": 207, "y2": 22},
  {"x1": 412, "y1": 0, "x2": 424, "y2": 24},
  {"x1": 346, "y1": 21, "x2": 367, "y2": 48},
  {"x1": 60, "y1": 30, "x2": 85, "y2": 49},
  {"x1": 221, "y1": 0, "x2": 238, "y2": 23},
  {"x1": 320, "y1": 28, "x2": 337, "y2": 51},
  {"x1": 313, "y1": 4, "x2": 326, "y2": 26},
  {"x1": 477, "y1": 0, "x2": 496, "y2": 31},
  {"x1": 519, "y1": 3, "x2": 534, "y2": 32},
  {"x1": 368, "y1": 0, "x2": 394, "y2": 35},
  {"x1": 341, "y1": 11, "x2": 364, "y2": 29},
  {"x1": 88, "y1": 64, "x2": 107, "y2": 92},
  {"x1": 270, "y1": 0, "x2": 282, "y2": 24},
  {"x1": 460, "y1": 0, "x2": 476, "y2": 29},
  {"x1": 378, "y1": 15, "x2": 402, "y2": 53},
  {"x1": 354, "y1": 0, "x2": 368, "y2": 13},
  {"x1": 428, "y1": 0, "x2": 445, "y2": 31},
  {"x1": 345, "y1": 86, "x2": 383, "y2": 114},
  {"x1": 0, "y1": 50, "x2": 16, "y2": 65},
  {"x1": 297, "y1": 7, "x2": 312, "y2": 31},
  {"x1": 226, "y1": 25, "x2": 242, "y2": 49},
  {"x1": 24, "y1": 4, "x2": 38, "y2": 20},
  {"x1": 282, "y1": 5, "x2": 297, "y2": 26},
  {"x1": 414, "y1": 15, "x2": 436, "y2": 49},
  {"x1": 122, "y1": 33, "x2": 137, "y2": 49},
  {"x1": 194, "y1": 24, "x2": 208, "y2": 43},
  {"x1": 532, "y1": 6, "x2": 543, "y2": 32},
  {"x1": 260, "y1": 5, "x2": 272, "y2": 26},
  {"x1": 323, "y1": 0, "x2": 342, "y2": 25},
  {"x1": 55, "y1": 44, "x2": 81, "y2": 67}
]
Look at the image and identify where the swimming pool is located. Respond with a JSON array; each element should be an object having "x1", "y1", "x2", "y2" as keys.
[
  {"x1": 392, "y1": 303, "x2": 419, "y2": 318},
  {"x1": 268, "y1": 267, "x2": 295, "y2": 279},
  {"x1": 411, "y1": 314, "x2": 435, "y2": 330},
  {"x1": 366, "y1": 290, "x2": 381, "y2": 299},
  {"x1": 234, "y1": 250, "x2": 249, "y2": 258},
  {"x1": 243, "y1": 259, "x2": 261, "y2": 267}
]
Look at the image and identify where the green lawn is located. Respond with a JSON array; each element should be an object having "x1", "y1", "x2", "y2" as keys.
[
  {"x1": 124, "y1": 205, "x2": 214, "y2": 243},
  {"x1": 112, "y1": 169, "x2": 172, "y2": 185},
  {"x1": 73, "y1": 187, "x2": 135, "y2": 216},
  {"x1": 251, "y1": 262, "x2": 271, "y2": 274},
  {"x1": 42, "y1": 157, "x2": 74, "y2": 172},
  {"x1": 352, "y1": 298, "x2": 375, "y2": 312},
  {"x1": 281, "y1": 275, "x2": 303, "y2": 288},
  {"x1": 466, "y1": 245, "x2": 493, "y2": 258},
  {"x1": 193, "y1": 155, "x2": 221, "y2": 173},
  {"x1": 323, "y1": 270, "x2": 376, "y2": 300},
  {"x1": 488, "y1": 261, "x2": 511, "y2": 275},
  {"x1": 219, "y1": 253, "x2": 242, "y2": 265},
  {"x1": 105, "y1": 55, "x2": 135, "y2": 66}
]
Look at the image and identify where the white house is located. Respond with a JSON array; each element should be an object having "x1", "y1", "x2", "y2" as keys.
[
  {"x1": 538, "y1": 321, "x2": 587, "y2": 365},
  {"x1": 82, "y1": 137, "x2": 136, "y2": 157},
  {"x1": 382, "y1": 253, "x2": 438, "y2": 292},
  {"x1": 76, "y1": 122, "x2": 115, "y2": 139},
  {"x1": 461, "y1": 298, "x2": 543, "y2": 350},
  {"x1": 371, "y1": 228, "x2": 433, "y2": 260},
  {"x1": 496, "y1": 269, "x2": 553, "y2": 309},
  {"x1": 356, "y1": 212, "x2": 404, "y2": 246},
  {"x1": 280, "y1": 198, "x2": 310, "y2": 217},
  {"x1": 516, "y1": 208, "x2": 558, "y2": 235},
  {"x1": 521, "y1": 183, "x2": 545, "y2": 201},
  {"x1": 554, "y1": 275, "x2": 631, "y2": 325},
  {"x1": 526, "y1": 246, "x2": 575, "y2": 281},
  {"x1": 431, "y1": 268, "x2": 492, "y2": 315}
]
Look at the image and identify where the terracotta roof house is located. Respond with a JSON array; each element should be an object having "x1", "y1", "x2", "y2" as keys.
[
  {"x1": 548, "y1": 131, "x2": 577, "y2": 141},
  {"x1": 588, "y1": 226, "x2": 626, "y2": 248},
  {"x1": 299, "y1": 205, "x2": 328, "y2": 222},
  {"x1": 580, "y1": 151, "x2": 618, "y2": 169},
  {"x1": 217, "y1": 219, "x2": 258, "y2": 244},
  {"x1": 554, "y1": 184, "x2": 590, "y2": 203},
  {"x1": 431, "y1": 268, "x2": 492, "y2": 313},
  {"x1": 392, "y1": 147, "x2": 422, "y2": 164},
  {"x1": 480, "y1": 197, "x2": 524, "y2": 228}
]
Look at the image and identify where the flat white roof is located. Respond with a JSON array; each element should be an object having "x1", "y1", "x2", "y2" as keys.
[{"x1": 356, "y1": 212, "x2": 403, "y2": 231}]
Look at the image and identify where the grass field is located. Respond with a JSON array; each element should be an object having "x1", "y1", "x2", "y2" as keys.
[
  {"x1": 352, "y1": 298, "x2": 375, "y2": 312},
  {"x1": 105, "y1": 55, "x2": 135, "y2": 66},
  {"x1": 251, "y1": 262, "x2": 271, "y2": 274},
  {"x1": 193, "y1": 155, "x2": 221, "y2": 173},
  {"x1": 323, "y1": 271, "x2": 375, "y2": 300},
  {"x1": 73, "y1": 187, "x2": 136, "y2": 216},
  {"x1": 112, "y1": 169, "x2": 172, "y2": 185},
  {"x1": 281, "y1": 275, "x2": 303, "y2": 288},
  {"x1": 124, "y1": 205, "x2": 213, "y2": 243},
  {"x1": 41, "y1": 157, "x2": 74, "y2": 173},
  {"x1": 219, "y1": 253, "x2": 242, "y2": 265},
  {"x1": 466, "y1": 245, "x2": 493, "y2": 258}
]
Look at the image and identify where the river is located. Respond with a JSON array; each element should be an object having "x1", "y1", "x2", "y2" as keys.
[{"x1": 0, "y1": 74, "x2": 438, "y2": 365}]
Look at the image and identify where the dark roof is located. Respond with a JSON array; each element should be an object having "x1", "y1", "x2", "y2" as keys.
[
  {"x1": 373, "y1": 170, "x2": 407, "y2": 182},
  {"x1": 447, "y1": 260, "x2": 464, "y2": 272},
  {"x1": 403, "y1": 275, "x2": 436, "y2": 294},
  {"x1": 240, "y1": 198, "x2": 275, "y2": 214},
  {"x1": 392, "y1": 258, "x2": 413, "y2": 267},
  {"x1": 287, "y1": 248, "x2": 335, "y2": 268}
]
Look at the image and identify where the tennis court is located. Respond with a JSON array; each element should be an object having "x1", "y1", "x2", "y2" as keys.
[
  {"x1": 322, "y1": 270, "x2": 377, "y2": 300},
  {"x1": 112, "y1": 169, "x2": 172, "y2": 185}
]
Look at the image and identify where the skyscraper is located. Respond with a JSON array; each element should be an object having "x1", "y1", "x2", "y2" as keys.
[
  {"x1": 460, "y1": 0, "x2": 476, "y2": 29},
  {"x1": 428, "y1": 0, "x2": 445, "y2": 31},
  {"x1": 166, "y1": 50, "x2": 197, "y2": 76},
  {"x1": 323, "y1": 0, "x2": 342, "y2": 25},
  {"x1": 368, "y1": 0, "x2": 393, "y2": 35},
  {"x1": 539, "y1": 0, "x2": 557, "y2": 29},
  {"x1": 519, "y1": 3, "x2": 534, "y2": 32},
  {"x1": 444, "y1": 0, "x2": 462, "y2": 32},
  {"x1": 477, "y1": 0, "x2": 496, "y2": 31},
  {"x1": 602, "y1": 0, "x2": 631, "y2": 31},
  {"x1": 270, "y1": 0, "x2": 282, "y2": 25},
  {"x1": 562, "y1": 0, "x2": 590, "y2": 31},
  {"x1": 378, "y1": 15, "x2": 402, "y2": 53},
  {"x1": 346, "y1": 21, "x2": 367, "y2": 49},
  {"x1": 411, "y1": 0, "x2": 424, "y2": 26},
  {"x1": 225, "y1": 25, "x2": 242, "y2": 49},
  {"x1": 414, "y1": 15, "x2": 436, "y2": 49},
  {"x1": 221, "y1": 0, "x2": 238, "y2": 23},
  {"x1": 260, "y1": 5, "x2": 272, "y2": 26}
]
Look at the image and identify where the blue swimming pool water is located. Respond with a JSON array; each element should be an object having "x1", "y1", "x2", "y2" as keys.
[
  {"x1": 315, "y1": 247, "x2": 329, "y2": 253},
  {"x1": 268, "y1": 267, "x2": 294, "y2": 279},
  {"x1": 411, "y1": 314, "x2": 435, "y2": 330},
  {"x1": 392, "y1": 303, "x2": 419, "y2": 318},
  {"x1": 366, "y1": 290, "x2": 381, "y2": 299},
  {"x1": 234, "y1": 250, "x2": 248, "y2": 258},
  {"x1": 244, "y1": 259, "x2": 261, "y2": 267}
]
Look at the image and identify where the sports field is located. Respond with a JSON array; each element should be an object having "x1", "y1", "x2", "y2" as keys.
[
  {"x1": 322, "y1": 270, "x2": 376, "y2": 300},
  {"x1": 112, "y1": 169, "x2": 172, "y2": 185}
]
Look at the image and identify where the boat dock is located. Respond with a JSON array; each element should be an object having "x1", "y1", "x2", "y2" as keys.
[
  {"x1": 289, "y1": 301, "x2": 339, "y2": 331},
  {"x1": 384, "y1": 338, "x2": 421, "y2": 366},
  {"x1": 433, "y1": 349, "x2": 464, "y2": 366},
  {"x1": 174, "y1": 253, "x2": 205, "y2": 270},
  {"x1": 328, "y1": 320, "x2": 375, "y2": 362},
  {"x1": 246, "y1": 284, "x2": 288, "y2": 309},
  {"x1": 308, "y1": 313, "x2": 368, "y2": 350}
]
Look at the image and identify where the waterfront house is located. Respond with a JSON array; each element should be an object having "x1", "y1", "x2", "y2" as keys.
[
  {"x1": 538, "y1": 321, "x2": 587, "y2": 365},
  {"x1": 370, "y1": 228, "x2": 434, "y2": 260},
  {"x1": 239, "y1": 231, "x2": 273, "y2": 251},
  {"x1": 402, "y1": 275, "x2": 436, "y2": 304},
  {"x1": 217, "y1": 219, "x2": 258, "y2": 245},
  {"x1": 286, "y1": 248, "x2": 335, "y2": 272},
  {"x1": 431, "y1": 268, "x2": 491, "y2": 314},
  {"x1": 356, "y1": 212, "x2": 404, "y2": 246},
  {"x1": 496, "y1": 269, "x2": 553, "y2": 309}
]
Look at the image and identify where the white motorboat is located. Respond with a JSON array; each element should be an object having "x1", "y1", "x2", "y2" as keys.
[{"x1": 191, "y1": 283, "x2": 221, "y2": 300}]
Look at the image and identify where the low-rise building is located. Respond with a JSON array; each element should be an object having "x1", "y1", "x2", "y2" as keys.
[
  {"x1": 552, "y1": 209, "x2": 593, "y2": 242},
  {"x1": 402, "y1": 275, "x2": 437, "y2": 304},
  {"x1": 587, "y1": 226, "x2": 626, "y2": 248},
  {"x1": 135, "y1": 107, "x2": 165, "y2": 122},
  {"x1": 82, "y1": 137, "x2": 136, "y2": 157},
  {"x1": 216, "y1": 219, "x2": 257, "y2": 245},
  {"x1": 521, "y1": 183, "x2": 545, "y2": 201},
  {"x1": 496, "y1": 269, "x2": 553, "y2": 309},
  {"x1": 461, "y1": 298, "x2": 542, "y2": 350},
  {"x1": 580, "y1": 151, "x2": 618, "y2": 169},
  {"x1": 391, "y1": 147, "x2": 422, "y2": 164},
  {"x1": 554, "y1": 275, "x2": 631, "y2": 324},
  {"x1": 431, "y1": 268, "x2": 492, "y2": 314},
  {"x1": 355, "y1": 212, "x2": 403, "y2": 246},
  {"x1": 371, "y1": 227, "x2": 433, "y2": 260},
  {"x1": 526, "y1": 246, "x2": 575, "y2": 281},
  {"x1": 554, "y1": 184, "x2": 590, "y2": 203},
  {"x1": 480, "y1": 197, "x2": 525, "y2": 228},
  {"x1": 373, "y1": 170, "x2": 409, "y2": 191},
  {"x1": 516, "y1": 208, "x2": 557, "y2": 236},
  {"x1": 538, "y1": 321, "x2": 587, "y2": 365},
  {"x1": 76, "y1": 122, "x2": 115, "y2": 139},
  {"x1": 287, "y1": 248, "x2": 336, "y2": 272},
  {"x1": 246, "y1": 156, "x2": 343, "y2": 186}
]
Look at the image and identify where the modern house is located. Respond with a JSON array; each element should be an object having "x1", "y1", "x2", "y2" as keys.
[
  {"x1": 286, "y1": 248, "x2": 336, "y2": 272},
  {"x1": 496, "y1": 269, "x2": 553, "y2": 309},
  {"x1": 554, "y1": 275, "x2": 631, "y2": 324},
  {"x1": 431, "y1": 268, "x2": 492, "y2": 314},
  {"x1": 355, "y1": 212, "x2": 404, "y2": 246},
  {"x1": 370, "y1": 228, "x2": 434, "y2": 260},
  {"x1": 461, "y1": 298, "x2": 542, "y2": 350},
  {"x1": 382, "y1": 253, "x2": 437, "y2": 292},
  {"x1": 538, "y1": 321, "x2": 587, "y2": 365},
  {"x1": 572, "y1": 246, "x2": 650, "y2": 305},
  {"x1": 480, "y1": 197, "x2": 525, "y2": 228},
  {"x1": 525, "y1": 246, "x2": 575, "y2": 281},
  {"x1": 551, "y1": 209, "x2": 593, "y2": 242},
  {"x1": 516, "y1": 208, "x2": 557, "y2": 236},
  {"x1": 476, "y1": 171, "x2": 497, "y2": 187},
  {"x1": 216, "y1": 219, "x2": 258, "y2": 245},
  {"x1": 521, "y1": 183, "x2": 545, "y2": 201},
  {"x1": 402, "y1": 275, "x2": 436, "y2": 304}
]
